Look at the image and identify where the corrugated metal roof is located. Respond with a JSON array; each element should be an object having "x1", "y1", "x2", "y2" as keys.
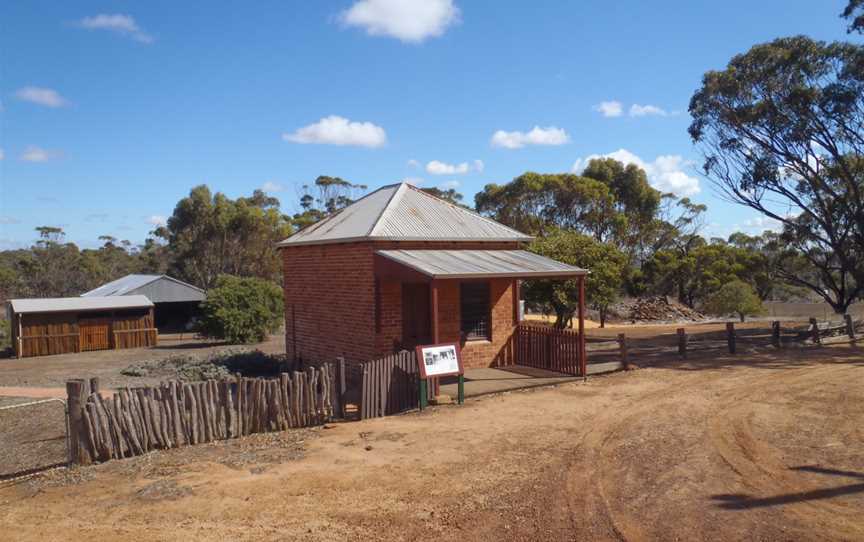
[
  {"x1": 8, "y1": 295, "x2": 154, "y2": 315},
  {"x1": 375, "y1": 249, "x2": 588, "y2": 279},
  {"x1": 278, "y1": 183, "x2": 532, "y2": 246},
  {"x1": 81, "y1": 274, "x2": 205, "y2": 303}
]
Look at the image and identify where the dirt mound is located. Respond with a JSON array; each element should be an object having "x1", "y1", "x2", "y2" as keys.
[{"x1": 617, "y1": 296, "x2": 707, "y2": 323}]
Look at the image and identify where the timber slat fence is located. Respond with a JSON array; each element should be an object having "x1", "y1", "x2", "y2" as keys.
[
  {"x1": 515, "y1": 323, "x2": 583, "y2": 376},
  {"x1": 66, "y1": 365, "x2": 334, "y2": 465},
  {"x1": 359, "y1": 351, "x2": 432, "y2": 419}
]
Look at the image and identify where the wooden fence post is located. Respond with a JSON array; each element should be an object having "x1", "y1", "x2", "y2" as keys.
[
  {"x1": 336, "y1": 356, "x2": 347, "y2": 419},
  {"x1": 618, "y1": 333, "x2": 628, "y2": 370},
  {"x1": 726, "y1": 322, "x2": 736, "y2": 354},
  {"x1": 677, "y1": 328, "x2": 687, "y2": 359},
  {"x1": 809, "y1": 318, "x2": 821, "y2": 345},
  {"x1": 65, "y1": 379, "x2": 92, "y2": 465},
  {"x1": 90, "y1": 377, "x2": 101, "y2": 396},
  {"x1": 845, "y1": 314, "x2": 855, "y2": 340},
  {"x1": 771, "y1": 321, "x2": 781, "y2": 348}
]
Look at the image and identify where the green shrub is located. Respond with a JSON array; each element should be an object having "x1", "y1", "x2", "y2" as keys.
[
  {"x1": 706, "y1": 280, "x2": 765, "y2": 322},
  {"x1": 197, "y1": 275, "x2": 284, "y2": 344}
]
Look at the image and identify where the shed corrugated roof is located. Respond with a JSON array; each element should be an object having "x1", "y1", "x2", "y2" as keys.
[
  {"x1": 375, "y1": 249, "x2": 587, "y2": 279},
  {"x1": 278, "y1": 183, "x2": 532, "y2": 246},
  {"x1": 8, "y1": 295, "x2": 154, "y2": 315},
  {"x1": 81, "y1": 274, "x2": 205, "y2": 301}
]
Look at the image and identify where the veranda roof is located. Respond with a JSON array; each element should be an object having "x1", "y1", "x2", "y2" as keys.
[
  {"x1": 374, "y1": 249, "x2": 587, "y2": 279},
  {"x1": 7, "y1": 295, "x2": 154, "y2": 315},
  {"x1": 277, "y1": 182, "x2": 532, "y2": 247}
]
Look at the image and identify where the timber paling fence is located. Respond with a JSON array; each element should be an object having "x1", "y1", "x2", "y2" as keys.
[{"x1": 66, "y1": 365, "x2": 334, "y2": 465}]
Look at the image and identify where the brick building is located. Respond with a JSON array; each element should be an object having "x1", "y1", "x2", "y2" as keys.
[{"x1": 278, "y1": 182, "x2": 587, "y2": 369}]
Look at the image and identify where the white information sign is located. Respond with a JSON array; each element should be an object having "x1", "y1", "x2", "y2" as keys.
[{"x1": 417, "y1": 343, "x2": 462, "y2": 378}]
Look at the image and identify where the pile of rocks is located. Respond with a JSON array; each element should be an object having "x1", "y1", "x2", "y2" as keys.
[{"x1": 625, "y1": 296, "x2": 707, "y2": 323}]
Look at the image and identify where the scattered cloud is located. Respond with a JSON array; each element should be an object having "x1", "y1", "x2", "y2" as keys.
[
  {"x1": 490, "y1": 126, "x2": 569, "y2": 149},
  {"x1": 261, "y1": 181, "x2": 285, "y2": 193},
  {"x1": 21, "y1": 145, "x2": 60, "y2": 162},
  {"x1": 401, "y1": 176, "x2": 425, "y2": 186},
  {"x1": 572, "y1": 148, "x2": 701, "y2": 197},
  {"x1": 629, "y1": 104, "x2": 667, "y2": 117},
  {"x1": 425, "y1": 159, "x2": 483, "y2": 175},
  {"x1": 741, "y1": 216, "x2": 783, "y2": 232},
  {"x1": 339, "y1": 0, "x2": 460, "y2": 43},
  {"x1": 77, "y1": 14, "x2": 153, "y2": 44},
  {"x1": 15, "y1": 87, "x2": 68, "y2": 108},
  {"x1": 0, "y1": 216, "x2": 21, "y2": 225},
  {"x1": 283, "y1": 115, "x2": 387, "y2": 148},
  {"x1": 438, "y1": 180, "x2": 460, "y2": 190},
  {"x1": 146, "y1": 215, "x2": 167, "y2": 227},
  {"x1": 594, "y1": 100, "x2": 623, "y2": 118},
  {"x1": 407, "y1": 159, "x2": 420, "y2": 168}
]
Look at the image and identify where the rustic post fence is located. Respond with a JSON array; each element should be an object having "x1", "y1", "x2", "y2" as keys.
[
  {"x1": 771, "y1": 321, "x2": 781, "y2": 348},
  {"x1": 677, "y1": 328, "x2": 687, "y2": 359},
  {"x1": 809, "y1": 318, "x2": 821, "y2": 345},
  {"x1": 726, "y1": 322, "x2": 736, "y2": 354},
  {"x1": 618, "y1": 333, "x2": 628, "y2": 370},
  {"x1": 845, "y1": 314, "x2": 855, "y2": 340},
  {"x1": 66, "y1": 380, "x2": 88, "y2": 465}
]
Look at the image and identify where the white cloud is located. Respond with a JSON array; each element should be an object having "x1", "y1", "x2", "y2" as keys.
[
  {"x1": 490, "y1": 126, "x2": 569, "y2": 149},
  {"x1": 572, "y1": 148, "x2": 701, "y2": 197},
  {"x1": 261, "y1": 181, "x2": 285, "y2": 193},
  {"x1": 339, "y1": 0, "x2": 460, "y2": 43},
  {"x1": 424, "y1": 159, "x2": 483, "y2": 175},
  {"x1": 77, "y1": 14, "x2": 153, "y2": 44},
  {"x1": 407, "y1": 158, "x2": 420, "y2": 168},
  {"x1": 742, "y1": 216, "x2": 782, "y2": 232},
  {"x1": 20, "y1": 146, "x2": 57, "y2": 162},
  {"x1": 15, "y1": 87, "x2": 68, "y2": 108},
  {"x1": 283, "y1": 115, "x2": 387, "y2": 148},
  {"x1": 438, "y1": 180, "x2": 460, "y2": 190},
  {"x1": 594, "y1": 100, "x2": 623, "y2": 118},
  {"x1": 146, "y1": 215, "x2": 167, "y2": 227},
  {"x1": 629, "y1": 104, "x2": 667, "y2": 117}
]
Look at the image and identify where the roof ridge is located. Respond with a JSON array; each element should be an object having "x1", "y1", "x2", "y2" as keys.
[
  {"x1": 368, "y1": 182, "x2": 408, "y2": 237},
  {"x1": 405, "y1": 183, "x2": 532, "y2": 238}
]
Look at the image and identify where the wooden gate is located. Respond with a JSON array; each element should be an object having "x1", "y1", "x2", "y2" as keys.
[
  {"x1": 79, "y1": 318, "x2": 111, "y2": 351},
  {"x1": 358, "y1": 350, "x2": 433, "y2": 419}
]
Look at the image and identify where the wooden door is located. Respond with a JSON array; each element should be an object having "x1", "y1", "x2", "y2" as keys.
[
  {"x1": 401, "y1": 283, "x2": 431, "y2": 349},
  {"x1": 79, "y1": 318, "x2": 112, "y2": 351}
]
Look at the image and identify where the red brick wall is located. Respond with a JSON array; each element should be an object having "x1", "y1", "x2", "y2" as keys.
[
  {"x1": 282, "y1": 240, "x2": 522, "y2": 367},
  {"x1": 282, "y1": 243, "x2": 377, "y2": 363}
]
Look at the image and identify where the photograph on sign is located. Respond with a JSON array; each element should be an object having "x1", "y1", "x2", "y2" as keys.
[{"x1": 416, "y1": 343, "x2": 462, "y2": 378}]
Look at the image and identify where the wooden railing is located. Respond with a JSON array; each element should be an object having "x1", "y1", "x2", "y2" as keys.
[{"x1": 515, "y1": 323, "x2": 584, "y2": 376}]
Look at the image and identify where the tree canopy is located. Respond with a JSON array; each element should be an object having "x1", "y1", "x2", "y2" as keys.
[{"x1": 689, "y1": 36, "x2": 864, "y2": 313}]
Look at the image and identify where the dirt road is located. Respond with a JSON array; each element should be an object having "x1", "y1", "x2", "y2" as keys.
[{"x1": 1, "y1": 344, "x2": 862, "y2": 541}]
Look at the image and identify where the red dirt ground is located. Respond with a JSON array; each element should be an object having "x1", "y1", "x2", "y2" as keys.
[{"x1": 1, "y1": 327, "x2": 862, "y2": 541}]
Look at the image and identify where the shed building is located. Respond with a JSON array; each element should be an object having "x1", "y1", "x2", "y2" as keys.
[
  {"x1": 82, "y1": 274, "x2": 205, "y2": 332},
  {"x1": 6, "y1": 296, "x2": 157, "y2": 358},
  {"x1": 278, "y1": 182, "x2": 588, "y2": 369}
]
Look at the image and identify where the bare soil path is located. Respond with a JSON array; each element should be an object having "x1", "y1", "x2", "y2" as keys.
[{"x1": 1, "y1": 342, "x2": 862, "y2": 541}]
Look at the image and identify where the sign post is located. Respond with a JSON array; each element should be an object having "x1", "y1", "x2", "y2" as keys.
[{"x1": 415, "y1": 342, "x2": 465, "y2": 408}]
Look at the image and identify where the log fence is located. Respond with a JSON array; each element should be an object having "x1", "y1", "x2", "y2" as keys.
[{"x1": 66, "y1": 365, "x2": 334, "y2": 465}]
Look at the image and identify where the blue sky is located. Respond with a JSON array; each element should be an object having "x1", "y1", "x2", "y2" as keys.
[{"x1": 0, "y1": 0, "x2": 856, "y2": 249}]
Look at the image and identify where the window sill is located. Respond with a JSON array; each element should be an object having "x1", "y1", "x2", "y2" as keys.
[{"x1": 463, "y1": 338, "x2": 492, "y2": 345}]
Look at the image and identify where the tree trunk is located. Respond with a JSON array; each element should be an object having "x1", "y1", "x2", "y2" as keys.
[{"x1": 739, "y1": 312, "x2": 745, "y2": 323}]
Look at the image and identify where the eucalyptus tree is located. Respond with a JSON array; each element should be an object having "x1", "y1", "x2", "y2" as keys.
[{"x1": 689, "y1": 36, "x2": 864, "y2": 313}]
